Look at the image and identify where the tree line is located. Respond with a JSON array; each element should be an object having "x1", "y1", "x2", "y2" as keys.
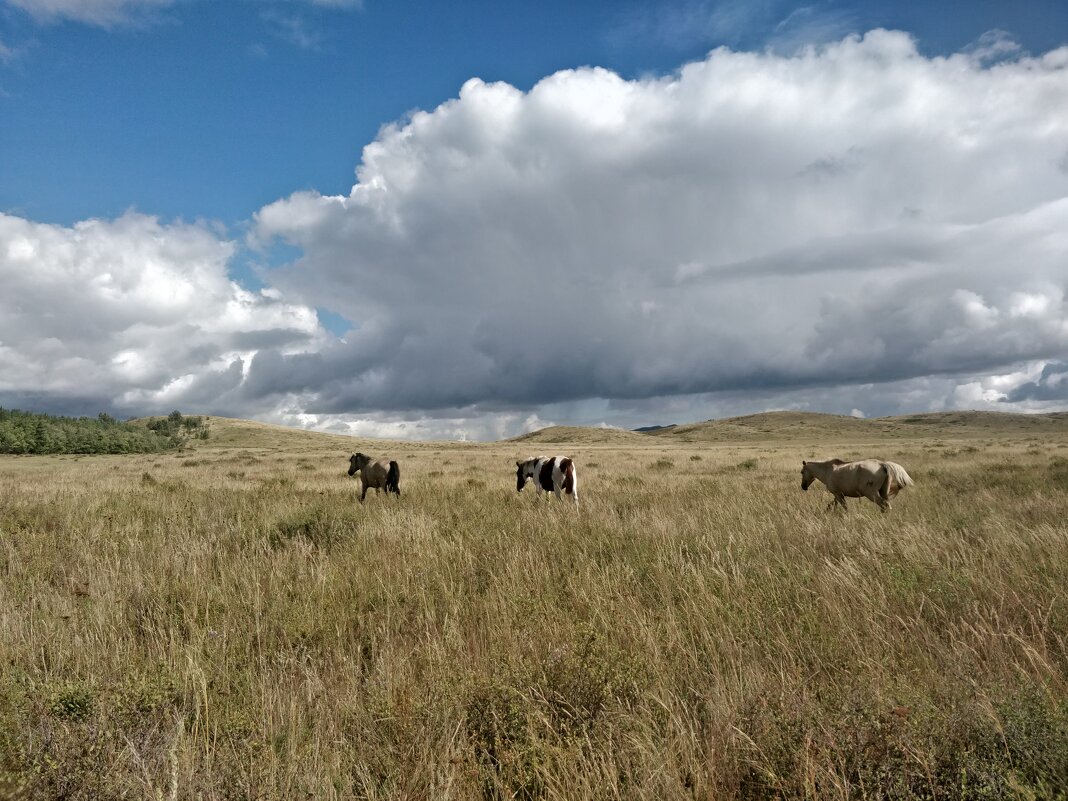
[{"x1": 0, "y1": 409, "x2": 208, "y2": 454}]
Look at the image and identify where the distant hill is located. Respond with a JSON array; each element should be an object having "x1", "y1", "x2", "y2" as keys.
[
  {"x1": 174, "y1": 411, "x2": 1068, "y2": 451},
  {"x1": 182, "y1": 417, "x2": 359, "y2": 451},
  {"x1": 24, "y1": 409, "x2": 1060, "y2": 455},
  {"x1": 508, "y1": 425, "x2": 649, "y2": 445},
  {"x1": 642, "y1": 410, "x2": 1068, "y2": 442},
  {"x1": 178, "y1": 416, "x2": 455, "y2": 452}
]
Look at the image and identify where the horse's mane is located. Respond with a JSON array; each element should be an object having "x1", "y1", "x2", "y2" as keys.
[{"x1": 828, "y1": 458, "x2": 847, "y2": 466}]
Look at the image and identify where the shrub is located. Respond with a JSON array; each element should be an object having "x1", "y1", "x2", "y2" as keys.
[{"x1": 0, "y1": 407, "x2": 206, "y2": 454}]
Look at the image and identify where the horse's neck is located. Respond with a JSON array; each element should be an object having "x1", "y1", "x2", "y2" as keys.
[{"x1": 809, "y1": 460, "x2": 839, "y2": 481}]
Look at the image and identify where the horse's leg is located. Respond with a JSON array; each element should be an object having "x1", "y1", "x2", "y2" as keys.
[
  {"x1": 824, "y1": 489, "x2": 845, "y2": 511},
  {"x1": 864, "y1": 486, "x2": 889, "y2": 512},
  {"x1": 360, "y1": 478, "x2": 368, "y2": 503}
]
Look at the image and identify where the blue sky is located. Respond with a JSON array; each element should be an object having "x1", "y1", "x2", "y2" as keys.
[
  {"x1": 5, "y1": 0, "x2": 1068, "y2": 227},
  {"x1": 1, "y1": 1, "x2": 1068, "y2": 438}
]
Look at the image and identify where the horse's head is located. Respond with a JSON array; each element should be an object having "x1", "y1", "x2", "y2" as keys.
[
  {"x1": 800, "y1": 460, "x2": 813, "y2": 491},
  {"x1": 516, "y1": 460, "x2": 529, "y2": 492},
  {"x1": 348, "y1": 453, "x2": 362, "y2": 476}
]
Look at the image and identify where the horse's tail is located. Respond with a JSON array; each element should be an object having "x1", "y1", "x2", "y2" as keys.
[
  {"x1": 386, "y1": 461, "x2": 401, "y2": 495},
  {"x1": 561, "y1": 458, "x2": 575, "y2": 494},
  {"x1": 560, "y1": 457, "x2": 578, "y2": 507},
  {"x1": 881, "y1": 461, "x2": 913, "y2": 499}
]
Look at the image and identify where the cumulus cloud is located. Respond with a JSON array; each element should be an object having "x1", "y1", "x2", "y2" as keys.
[
  {"x1": 1005, "y1": 362, "x2": 1068, "y2": 404},
  {"x1": 272, "y1": 408, "x2": 551, "y2": 443},
  {"x1": 250, "y1": 30, "x2": 1068, "y2": 430},
  {"x1": 0, "y1": 211, "x2": 328, "y2": 417}
]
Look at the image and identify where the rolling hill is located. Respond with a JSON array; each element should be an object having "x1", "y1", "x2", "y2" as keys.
[
  {"x1": 164, "y1": 416, "x2": 368, "y2": 452},
  {"x1": 507, "y1": 425, "x2": 649, "y2": 445},
  {"x1": 126, "y1": 411, "x2": 1068, "y2": 452},
  {"x1": 641, "y1": 410, "x2": 1068, "y2": 442}
]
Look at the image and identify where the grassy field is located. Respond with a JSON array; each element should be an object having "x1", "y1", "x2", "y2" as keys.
[{"x1": 2, "y1": 414, "x2": 1068, "y2": 799}]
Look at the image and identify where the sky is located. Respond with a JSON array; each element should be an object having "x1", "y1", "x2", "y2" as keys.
[{"x1": 1, "y1": 0, "x2": 1067, "y2": 440}]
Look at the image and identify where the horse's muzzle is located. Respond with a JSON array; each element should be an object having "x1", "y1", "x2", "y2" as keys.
[{"x1": 801, "y1": 481, "x2": 809, "y2": 491}]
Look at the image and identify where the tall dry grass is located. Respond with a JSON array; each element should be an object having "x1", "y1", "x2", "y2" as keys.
[{"x1": 1, "y1": 429, "x2": 1068, "y2": 799}]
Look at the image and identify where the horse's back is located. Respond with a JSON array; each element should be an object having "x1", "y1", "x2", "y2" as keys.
[
  {"x1": 848, "y1": 459, "x2": 913, "y2": 499},
  {"x1": 847, "y1": 459, "x2": 883, "y2": 473},
  {"x1": 361, "y1": 457, "x2": 394, "y2": 483},
  {"x1": 829, "y1": 459, "x2": 884, "y2": 495}
]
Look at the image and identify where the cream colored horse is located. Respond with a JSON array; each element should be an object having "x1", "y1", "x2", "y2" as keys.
[{"x1": 800, "y1": 458, "x2": 913, "y2": 512}]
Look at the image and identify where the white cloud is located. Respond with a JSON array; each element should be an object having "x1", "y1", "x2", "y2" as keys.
[
  {"x1": 770, "y1": 6, "x2": 861, "y2": 54},
  {"x1": 261, "y1": 8, "x2": 326, "y2": 50},
  {"x1": 963, "y1": 29, "x2": 1023, "y2": 65},
  {"x1": 250, "y1": 31, "x2": 1068, "y2": 428},
  {"x1": 270, "y1": 408, "x2": 550, "y2": 443},
  {"x1": 4, "y1": 0, "x2": 174, "y2": 26},
  {"x1": 3, "y1": 0, "x2": 362, "y2": 26},
  {"x1": 0, "y1": 211, "x2": 328, "y2": 416},
  {"x1": 612, "y1": 0, "x2": 776, "y2": 51}
]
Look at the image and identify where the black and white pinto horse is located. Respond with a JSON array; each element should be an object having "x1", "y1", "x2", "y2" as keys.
[
  {"x1": 348, "y1": 452, "x2": 400, "y2": 502},
  {"x1": 516, "y1": 456, "x2": 579, "y2": 507}
]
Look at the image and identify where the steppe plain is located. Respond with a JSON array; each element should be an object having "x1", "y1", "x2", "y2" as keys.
[{"x1": 2, "y1": 411, "x2": 1068, "y2": 799}]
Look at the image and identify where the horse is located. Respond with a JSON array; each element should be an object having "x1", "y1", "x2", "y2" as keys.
[
  {"x1": 800, "y1": 458, "x2": 913, "y2": 512},
  {"x1": 348, "y1": 452, "x2": 400, "y2": 502},
  {"x1": 516, "y1": 456, "x2": 579, "y2": 507}
]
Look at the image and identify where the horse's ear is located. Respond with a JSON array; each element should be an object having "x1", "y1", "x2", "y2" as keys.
[
  {"x1": 516, "y1": 460, "x2": 522, "y2": 467},
  {"x1": 802, "y1": 460, "x2": 807, "y2": 465}
]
